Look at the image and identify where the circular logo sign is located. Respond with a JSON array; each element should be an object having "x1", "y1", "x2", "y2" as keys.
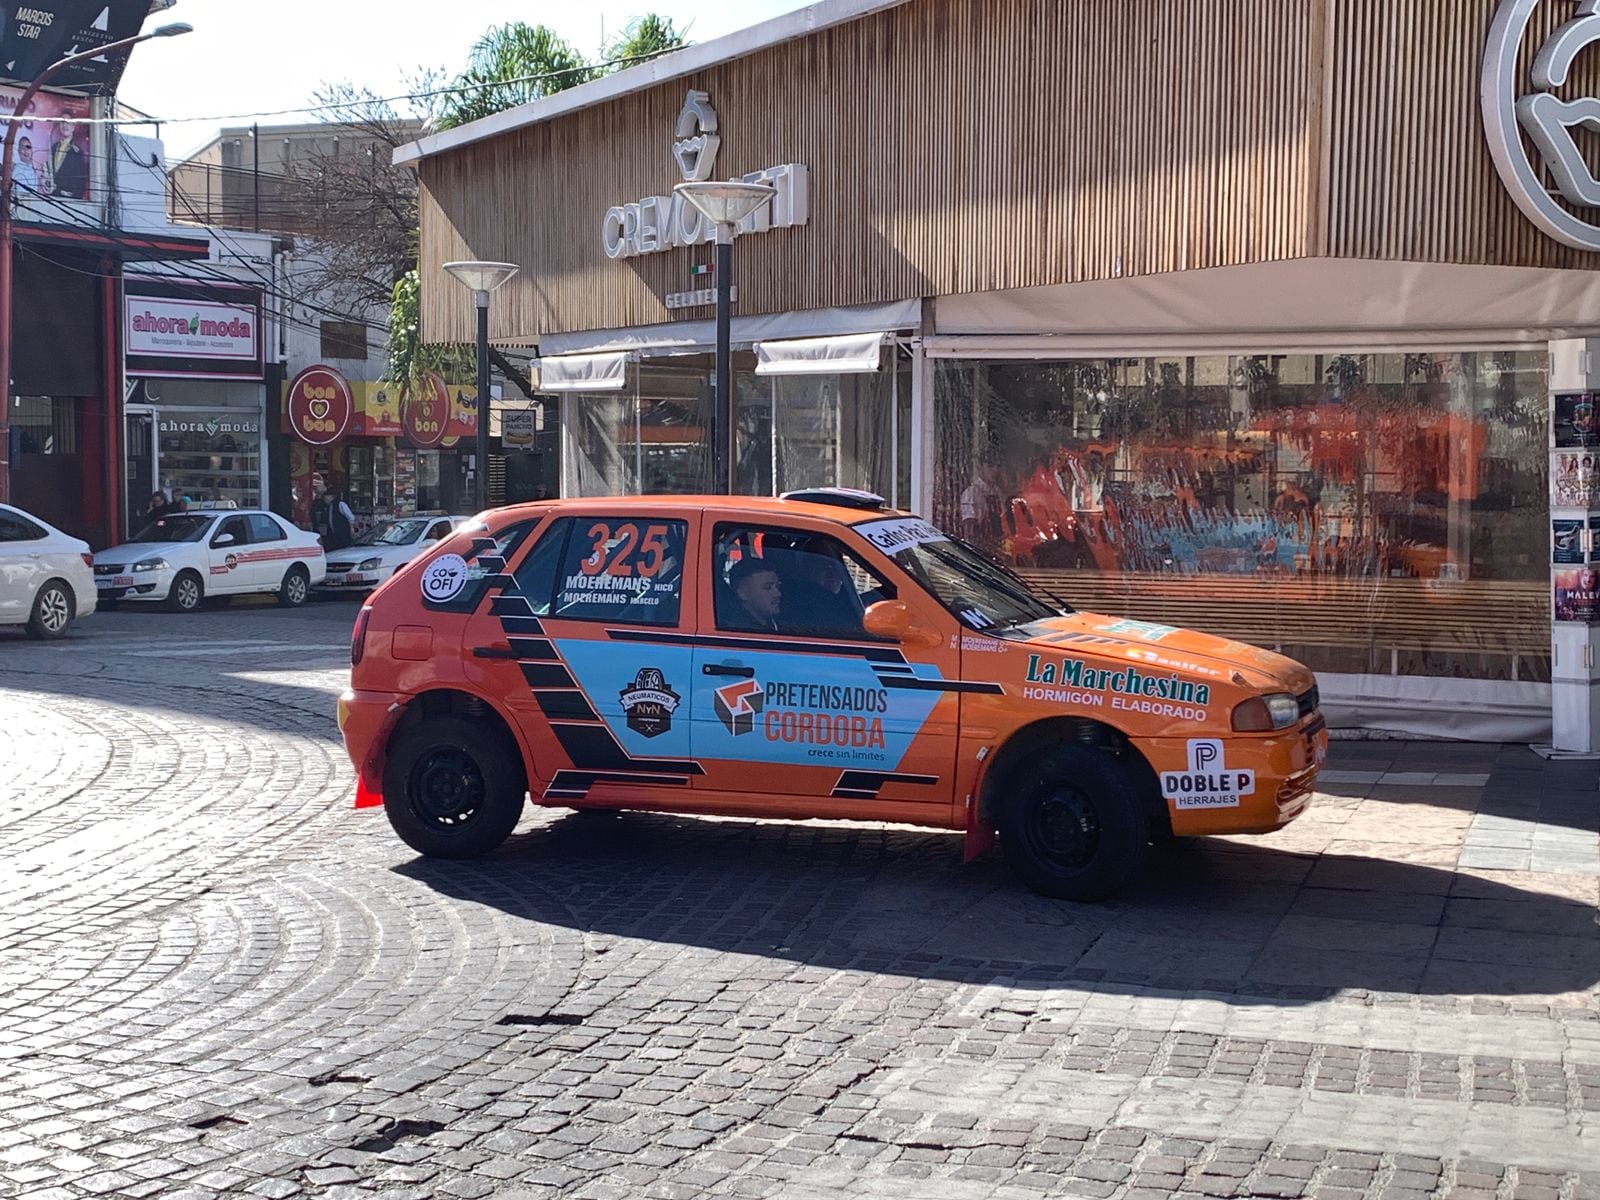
[
  {"x1": 402, "y1": 373, "x2": 451, "y2": 449},
  {"x1": 1485, "y1": 1, "x2": 1600, "y2": 251},
  {"x1": 286, "y1": 365, "x2": 353, "y2": 446},
  {"x1": 420, "y1": 553, "x2": 470, "y2": 604}
]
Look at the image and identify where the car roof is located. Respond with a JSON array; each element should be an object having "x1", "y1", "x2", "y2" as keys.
[{"x1": 482, "y1": 496, "x2": 914, "y2": 529}]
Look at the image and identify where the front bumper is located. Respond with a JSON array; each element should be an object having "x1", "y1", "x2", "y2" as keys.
[
  {"x1": 95, "y1": 569, "x2": 172, "y2": 601},
  {"x1": 319, "y1": 569, "x2": 386, "y2": 590},
  {"x1": 1151, "y1": 715, "x2": 1328, "y2": 837}
]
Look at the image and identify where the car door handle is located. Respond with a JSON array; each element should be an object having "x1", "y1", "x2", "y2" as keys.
[{"x1": 702, "y1": 663, "x2": 755, "y2": 678}]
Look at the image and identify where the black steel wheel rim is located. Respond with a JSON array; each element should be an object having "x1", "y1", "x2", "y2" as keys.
[
  {"x1": 410, "y1": 747, "x2": 485, "y2": 828},
  {"x1": 1023, "y1": 785, "x2": 1102, "y2": 870}
]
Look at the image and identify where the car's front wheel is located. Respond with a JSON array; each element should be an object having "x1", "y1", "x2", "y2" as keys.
[
  {"x1": 997, "y1": 744, "x2": 1148, "y2": 901},
  {"x1": 382, "y1": 715, "x2": 526, "y2": 858},
  {"x1": 25, "y1": 580, "x2": 73, "y2": 639},
  {"x1": 165, "y1": 570, "x2": 203, "y2": 613},
  {"x1": 277, "y1": 564, "x2": 310, "y2": 607}
]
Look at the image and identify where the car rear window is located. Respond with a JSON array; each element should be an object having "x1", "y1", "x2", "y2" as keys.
[{"x1": 516, "y1": 516, "x2": 687, "y2": 626}]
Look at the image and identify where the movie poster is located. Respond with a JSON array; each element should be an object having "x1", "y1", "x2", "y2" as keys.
[
  {"x1": 1553, "y1": 451, "x2": 1600, "y2": 506},
  {"x1": 1555, "y1": 394, "x2": 1600, "y2": 449},
  {"x1": 1554, "y1": 519, "x2": 1585, "y2": 565},
  {"x1": 1554, "y1": 568, "x2": 1600, "y2": 623},
  {"x1": 1590, "y1": 516, "x2": 1600, "y2": 565},
  {"x1": 0, "y1": 83, "x2": 92, "y2": 202}
]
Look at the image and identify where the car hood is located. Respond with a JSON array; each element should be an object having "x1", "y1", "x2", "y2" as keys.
[
  {"x1": 94, "y1": 542, "x2": 193, "y2": 564},
  {"x1": 335, "y1": 544, "x2": 417, "y2": 563},
  {"x1": 1016, "y1": 612, "x2": 1317, "y2": 695}
]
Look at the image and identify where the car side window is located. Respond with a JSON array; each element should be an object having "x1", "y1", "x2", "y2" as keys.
[
  {"x1": 545, "y1": 516, "x2": 687, "y2": 626},
  {"x1": 214, "y1": 516, "x2": 250, "y2": 546},
  {"x1": 711, "y1": 523, "x2": 893, "y2": 638},
  {"x1": 511, "y1": 518, "x2": 572, "y2": 616},
  {"x1": 248, "y1": 514, "x2": 285, "y2": 543},
  {"x1": 0, "y1": 512, "x2": 44, "y2": 541},
  {"x1": 427, "y1": 521, "x2": 451, "y2": 541}
]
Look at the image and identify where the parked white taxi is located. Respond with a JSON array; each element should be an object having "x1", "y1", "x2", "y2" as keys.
[
  {"x1": 95, "y1": 507, "x2": 325, "y2": 612},
  {"x1": 318, "y1": 514, "x2": 470, "y2": 593},
  {"x1": 0, "y1": 503, "x2": 96, "y2": 638}
]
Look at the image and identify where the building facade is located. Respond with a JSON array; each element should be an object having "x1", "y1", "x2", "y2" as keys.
[{"x1": 400, "y1": 0, "x2": 1600, "y2": 740}]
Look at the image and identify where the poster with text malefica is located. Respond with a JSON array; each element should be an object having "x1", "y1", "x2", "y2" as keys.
[{"x1": 1554, "y1": 568, "x2": 1600, "y2": 624}]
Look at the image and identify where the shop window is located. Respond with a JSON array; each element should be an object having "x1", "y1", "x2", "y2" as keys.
[
  {"x1": 711, "y1": 523, "x2": 892, "y2": 639},
  {"x1": 934, "y1": 352, "x2": 1550, "y2": 684},
  {"x1": 548, "y1": 516, "x2": 686, "y2": 626},
  {"x1": 319, "y1": 320, "x2": 368, "y2": 361}
]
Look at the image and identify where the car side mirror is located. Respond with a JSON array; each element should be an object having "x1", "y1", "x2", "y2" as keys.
[
  {"x1": 213, "y1": 533, "x2": 236, "y2": 547},
  {"x1": 863, "y1": 600, "x2": 942, "y2": 648}
]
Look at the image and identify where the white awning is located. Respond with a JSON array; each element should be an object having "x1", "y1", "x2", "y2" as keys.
[
  {"x1": 754, "y1": 331, "x2": 887, "y2": 376},
  {"x1": 535, "y1": 351, "x2": 629, "y2": 392},
  {"x1": 535, "y1": 297, "x2": 921, "y2": 357}
]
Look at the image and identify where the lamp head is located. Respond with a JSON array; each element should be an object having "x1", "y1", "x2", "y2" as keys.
[
  {"x1": 152, "y1": 22, "x2": 193, "y2": 36},
  {"x1": 673, "y1": 180, "x2": 776, "y2": 229},
  {"x1": 444, "y1": 261, "x2": 520, "y2": 300}
]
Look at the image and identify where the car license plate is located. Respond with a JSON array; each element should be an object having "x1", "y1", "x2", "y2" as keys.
[
  {"x1": 324, "y1": 573, "x2": 346, "y2": 586},
  {"x1": 98, "y1": 575, "x2": 132, "y2": 588}
]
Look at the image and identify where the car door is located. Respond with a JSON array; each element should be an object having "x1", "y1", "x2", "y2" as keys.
[
  {"x1": 470, "y1": 509, "x2": 702, "y2": 806},
  {"x1": 208, "y1": 515, "x2": 255, "y2": 593},
  {"x1": 688, "y1": 516, "x2": 960, "y2": 818},
  {"x1": 247, "y1": 513, "x2": 292, "y2": 592},
  {"x1": 0, "y1": 508, "x2": 47, "y2": 622}
]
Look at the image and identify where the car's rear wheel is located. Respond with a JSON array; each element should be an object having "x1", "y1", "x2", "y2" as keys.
[
  {"x1": 998, "y1": 744, "x2": 1148, "y2": 901},
  {"x1": 25, "y1": 580, "x2": 73, "y2": 639},
  {"x1": 277, "y1": 564, "x2": 310, "y2": 607},
  {"x1": 382, "y1": 716, "x2": 525, "y2": 858},
  {"x1": 165, "y1": 570, "x2": 203, "y2": 613}
]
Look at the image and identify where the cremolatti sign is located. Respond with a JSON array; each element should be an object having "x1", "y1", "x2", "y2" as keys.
[
  {"x1": 601, "y1": 89, "x2": 809, "y2": 260},
  {"x1": 1484, "y1": 1, "x2": 1600, "y2": 251}
]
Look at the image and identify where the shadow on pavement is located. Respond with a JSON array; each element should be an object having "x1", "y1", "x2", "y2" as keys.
[{"x1": 396, "y1": 809, "x2": 1600, "y2": 1004}]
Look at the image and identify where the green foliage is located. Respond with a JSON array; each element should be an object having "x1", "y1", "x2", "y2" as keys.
[
  {"x1": 431, "y1": 22, "x2": 592, "y2": 132},
  {"x1": 603, "y1": 15, "x2": 688, "y2": 68},
  {"x1": 389, "y1": 14, "x2": 691, "y2": 388}
]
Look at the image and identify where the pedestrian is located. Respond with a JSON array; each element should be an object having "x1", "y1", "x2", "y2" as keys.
[
  {"x1": 142, "y1": 490, "x2": 170, "y2": 524},
  {"x1": 313, "y1": 485, "x2": 355, "y2": 551}
]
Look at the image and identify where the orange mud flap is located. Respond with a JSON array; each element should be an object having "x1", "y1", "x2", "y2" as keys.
[
  {"x1": 963, "y1": 793, "x2": 996, "y2": 863},
  {"x1": 354, "y1": 771, "x2": 384, "y2": 809}
]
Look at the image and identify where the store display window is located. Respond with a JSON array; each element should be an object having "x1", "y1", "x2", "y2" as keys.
[{"x1": 157, "y1": 412, "x2": 262, "y2": 509}]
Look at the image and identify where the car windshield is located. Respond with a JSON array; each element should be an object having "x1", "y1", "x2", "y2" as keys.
[
  {"x1": 856, "y1": 515, "x2": 1061, "y2": 633},
  {"x1": 355, "y1": 519, "x2": 428, "y2": 547},
  {"x1": 130, "y1": 515, "x2": 214, "y2": 543}
]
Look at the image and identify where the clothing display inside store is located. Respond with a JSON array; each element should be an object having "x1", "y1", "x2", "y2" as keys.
[{"x1": 934, "y1": 351, "x2": 1549, "y2": 684}]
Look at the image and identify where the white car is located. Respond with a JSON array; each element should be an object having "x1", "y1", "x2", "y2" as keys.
[
  {"x1": 94, "y1": 509, "x2": 326, "y2": 612},
  {"x1": 0, "y1": 503, "x2": 96, "y2": 639},
  {"x1": 318, "y1": 515, "x2": 470, "y2": 593}
]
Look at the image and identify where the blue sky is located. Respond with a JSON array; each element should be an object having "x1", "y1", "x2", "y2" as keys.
[{"x1": 118, "y1": 0, "x2": 813, "y2": 158}]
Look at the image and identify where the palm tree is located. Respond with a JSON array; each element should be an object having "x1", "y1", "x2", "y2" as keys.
[
  {"x1": 431, "y1": 23, "x2": 592, "y2": 133},
  {"x1": 604, "y1": 16, "x2": 688, "y2": 69}
]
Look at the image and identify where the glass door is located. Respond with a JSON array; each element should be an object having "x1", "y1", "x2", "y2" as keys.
[{"x1": 124, "y1": 408, "x2": 155, "y2": 537}]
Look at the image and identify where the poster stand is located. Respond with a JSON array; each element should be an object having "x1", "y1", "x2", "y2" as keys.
[{"x1": 1546, "y1": 339, "x2": 1600, "y2": 755}]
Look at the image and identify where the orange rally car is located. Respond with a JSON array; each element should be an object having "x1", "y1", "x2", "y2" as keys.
[{"x1": 338, "y1": 489, "x2": 1327, "y2": 901}]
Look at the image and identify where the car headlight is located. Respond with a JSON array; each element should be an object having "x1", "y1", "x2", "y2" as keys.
[
  {"x1": 132, "y1": 558, "x2": 170, "y2": 572},
  {"x1": 357, "y1": 557, "x2": 383, "y2": 572},
  {"x1": 1231, "y1": 692, "x2": 1300, "y2": 732}
]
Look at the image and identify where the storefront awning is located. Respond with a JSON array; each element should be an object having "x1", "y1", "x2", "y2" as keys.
[
  {"x1": 754, "y1": 332, "x2": 887, "y2": 376},
  {"x1": 536, "y1": 351, "x2": 628, "y2": 392},
  {"x1": 534, "y1": 298, "x2": 921, "y2": 357}
]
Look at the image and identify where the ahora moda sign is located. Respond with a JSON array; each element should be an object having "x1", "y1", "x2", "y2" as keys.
[
  {"x1": 1485, "y1": 1, "x2": 1600, "y2": 251},
  {"x1": 601, "y1": 89, "x2": 809, "y2": 260},
  {"x1": 124, "y1": 283, "x2": 264, "y2": 380}
]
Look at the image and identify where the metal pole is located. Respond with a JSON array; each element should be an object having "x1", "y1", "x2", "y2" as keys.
[
  {"x1": 251, "y1": 123, "x2": 259, "y2": 232},
  {"x1": 715, "y1": 224, "x2": 733, "y2": 495},
  {"x1": 474, "y1": 293, "x2": 490, "y2": 512}
]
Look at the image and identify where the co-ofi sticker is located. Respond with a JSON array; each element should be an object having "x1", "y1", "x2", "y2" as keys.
[
  {"x1": 421, "y1": 554, "x2": 471, "y2": 603},
  {"x1": 1484, "y1": 1, "x2": 1600, "y2": 251}
]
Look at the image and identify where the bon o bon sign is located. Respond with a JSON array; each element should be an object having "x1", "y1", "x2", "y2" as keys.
[{"x1": 287, "y1": 365, "x2": 353, "y2": 446}]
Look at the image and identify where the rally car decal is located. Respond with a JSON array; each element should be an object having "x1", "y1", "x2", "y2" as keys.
[{"x1": 831, "y1": 770, "x2": 941, "y2": 800}]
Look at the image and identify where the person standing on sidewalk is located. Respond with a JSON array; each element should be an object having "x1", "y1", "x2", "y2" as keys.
[{"x1": 312, "y1": 486, "x2": 355, "y2": 551}]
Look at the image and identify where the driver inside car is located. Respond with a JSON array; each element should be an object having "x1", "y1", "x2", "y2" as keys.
[{"x1": 778, "y1": 539, "x2": 865, "y2": 636}]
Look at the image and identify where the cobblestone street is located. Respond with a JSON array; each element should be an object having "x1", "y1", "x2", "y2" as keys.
[{"x1": 1, "y1": 603, "x2": 1598, "y2": 1200}]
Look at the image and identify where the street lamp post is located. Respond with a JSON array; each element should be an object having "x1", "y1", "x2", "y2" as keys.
[
  {"x1": 443, "y1": 260, "x2": 520, "y2": 512},
  {"x1": 0, "y1": 21, "x2": 192, "y2": 506},
  {"x1": 673, "y1": 181, "x2": 775, "y2": 495}
]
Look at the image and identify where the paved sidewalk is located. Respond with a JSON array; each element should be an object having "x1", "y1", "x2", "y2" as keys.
[{"x1": 0, "y1": 613, "x2": 1596, "y2": 1199}]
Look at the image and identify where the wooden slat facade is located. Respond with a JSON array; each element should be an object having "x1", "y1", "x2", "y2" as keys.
[{"x1": 415, "y1": 0, "x2": 1600, "y2": 346}]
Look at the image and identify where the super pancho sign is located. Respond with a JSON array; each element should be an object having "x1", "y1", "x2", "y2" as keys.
[{"x1": 286, "y1": 365, "x2": 353, "y2": 446}]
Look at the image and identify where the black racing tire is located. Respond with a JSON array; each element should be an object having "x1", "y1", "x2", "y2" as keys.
[
  {"x1": 24, "y1": 579, "x2": 73, "y2": 639},
  {"x1": 165, "y1": 570, "x2": 204, "y2": 613},
  {"x1": 997, "y1": 744, "x2": 1149, "y2": 901},
  {"x1": 277, "y1": 564, "x2": 311, "y2": 607},
  {"x1": 382, "y1": 716, "x2": 526, "y2": 858}
]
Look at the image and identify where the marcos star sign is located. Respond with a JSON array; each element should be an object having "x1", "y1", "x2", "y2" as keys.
[{"x1": 1485, "y1": 0, "x2": 1600, "y2": 251}]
